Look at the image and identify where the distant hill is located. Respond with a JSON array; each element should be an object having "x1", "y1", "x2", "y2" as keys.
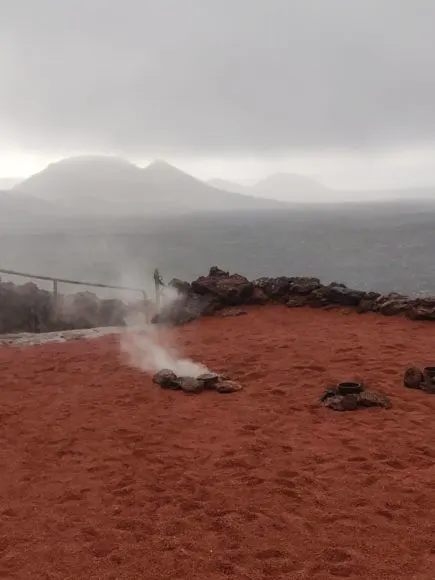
[
  {"x1": 208, "y1": 174, "x2": 435, "y2": 204},
  {"x1": 209, "y1": 173, "x2": 331, "y2": 202},
  {"x1": 13, "y1": 156, "x2": 286, "y2": 216},
  {"x1": 0, "y1": 190, "x2": 62, "y2": 228},
  {"x1": 0, "y1": 177, "x2": 23, "y2": 189},
  {"x1": 250, "y1": 173, "x2": 331, "y2": 201},
  {"x1": 207, "y1": 178, "x2": 248, "y2": 194}
]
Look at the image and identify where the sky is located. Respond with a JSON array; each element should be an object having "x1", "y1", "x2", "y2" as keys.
[{"x1": 2, "y1": 0, "x2": 435, "y2": 190}]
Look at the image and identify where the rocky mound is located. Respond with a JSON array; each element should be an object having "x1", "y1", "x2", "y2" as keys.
[
  {"x1": 404, "y1": 366, "x2": 435, "y2": 393},
  {"x1": 320, "y1": 382, "x2": 392, "y2": 411},
  {"x1": 2, "y1": 265, "x2": 435, "y2": 335},
  {"x1": 153, "y1": 266, "x2": 435, "y2": 326},
  {"x1": 152, "y1": 369, "x2": 242, "y2": 394},
  {"x1": 0, "y1": 280, "x2": 133, "y2": 334}
]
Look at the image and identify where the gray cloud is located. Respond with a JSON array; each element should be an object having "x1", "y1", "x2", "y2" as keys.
[{"x1": 1, "y1": 0, "x2": 435, "y2": 156}]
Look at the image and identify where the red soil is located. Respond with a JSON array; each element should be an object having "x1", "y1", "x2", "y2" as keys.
[{"x1": 1, "y1": 306, "x2": 435, "y2": 579}]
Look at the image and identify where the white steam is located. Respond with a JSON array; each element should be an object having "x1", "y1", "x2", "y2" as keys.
[{"x1": 120, "y1": 285, "x2": 208, "y2": 378}]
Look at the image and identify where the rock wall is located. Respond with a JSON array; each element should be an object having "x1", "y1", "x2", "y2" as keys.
[
  {"x1": 153, "y1": 266, "x2": 435, "y2": 326},
  {"x1": 0, "y1": 280, "x2": 135, "y2": 334},
  {"x1": 1, "y1": 267, "x2": 434, "y2": 335}
]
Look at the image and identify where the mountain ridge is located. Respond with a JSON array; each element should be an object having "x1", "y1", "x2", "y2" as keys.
[
  {"x1": 13, "y1": 155, "x2": 286, "y2": 216},
  {"x1": 209, "y1": 173, "x2": 331, "y2": 202}
]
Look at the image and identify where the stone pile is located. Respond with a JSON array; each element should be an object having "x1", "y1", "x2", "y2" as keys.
[
  {"x1": 320, "y1": 382, "x2": 392, "y2": 411},
  {"x1": 152, "y1": 369, "x2": 242, "y2": 394},
  {"x1": 404, "y1": 366, "x2": 435, "y2": 393},
  {"x1": 152, "y1": 266, "x2": 435, "y2": 327},
  {"x1": 0, "y1": 280, "x2": 129, "y2": 334},
  {"x1": 3, "y1": 265, "x2": 435, "y2": 334}
]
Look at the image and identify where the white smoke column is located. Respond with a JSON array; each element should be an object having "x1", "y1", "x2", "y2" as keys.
[{"x1": 120, "y1": 284, "x2": 209, "y2": 377}]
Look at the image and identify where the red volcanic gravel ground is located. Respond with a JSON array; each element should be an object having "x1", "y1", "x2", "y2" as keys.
[{"x1": 1, "y1": 306, "x2": 435, "y2": 579}]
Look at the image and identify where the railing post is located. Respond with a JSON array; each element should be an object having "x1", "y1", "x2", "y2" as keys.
[
  {"x1": 52, "y1": 279, "x2": 58, "y2": 320},
  {"x1": 142, "y1": 291, "x2": 149, "y2": 324}
]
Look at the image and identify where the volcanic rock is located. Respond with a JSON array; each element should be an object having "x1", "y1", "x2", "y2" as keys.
[
  {"x1": 191, "y1": 267, "x2": 254, "y2": 306},
  {"x1": 376, "y1": 294, "x2": 410, "y2": 316},
  {"x1": 247, "y1": 287, "x2": 269, "y2": 305},
  {"x1": 286, "y1": 295, "x2": 308, "y2": 308},
  {"x1": 320, "y1": 384, "x2": 392, "y2": 411},
  {"x1": 152, "y1": 369, "x2": 180, "y2": 389},
  {"x1": 356, "y1": 390, "x2": 392, "y2": 408},
  {"x1": 152, "y1": 369, "x2": 239, "y2": 394},
  {"x1": 253, "y1": 277, "x2": 293, "y2": 302},
  {"x1": 197, "y1": 372, "x2": 221, "y2": 390},
  {"x1": 169, "y1": 278, "x2": 192, "y2": 295},
  {"x1": 321, "y1": 284, "x2": 367, "y2": 307},
  {"x1": 421, "y1": 368, "x2": 435, "y2": 393},
  {"x1": 357, "y1": 299, "x2": 376, "y2": 314},
  {"x1": 177, "y1": 376, "x2": 204, "y2": 393},
  {"x1": 404, "y1": 367, "x2": 424, "y2": 389},
  {"x1": 289, "y1": 277, "x2": 322, "y2": 295},
  {"x1": 0, "y1": 281, "x2": 53, "y2": 333},
  {"x1": 216, "y1": 380, "x2": 243, "y2": 393},
  {"x1": 407, "y1": 303, "x2": 435, "y2": 321}
]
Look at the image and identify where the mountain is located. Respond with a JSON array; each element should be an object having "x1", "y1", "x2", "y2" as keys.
[
  {"x1": 207, "y1": 178, "x2": 248, "y2": 194},
  {"x1": 0, "y1": 177, "x2": 23, "y2": 189},
  {"x1": 14, "y1": 156, "x2": 147, "y2": 214},
  {"x1": 14, "y1": 156, "x2": 286, "y2": 216},
  {"x1": 0, "y1": 190, "x2": 63, "y2": 229},
  {"x1": 209, "y1": 173, "x2": 331, "y2": 202},
  {"x1": 250, "y1": 173, "x2": 331, "y2": 201}
]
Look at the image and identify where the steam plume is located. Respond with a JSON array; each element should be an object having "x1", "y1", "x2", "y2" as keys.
[{"x1": 120, "y1": 284, "x2": 208, "y2": 377}]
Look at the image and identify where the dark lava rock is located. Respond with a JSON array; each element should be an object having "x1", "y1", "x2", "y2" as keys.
[
  {"x1": 376, "y1": 294, "x2": 410, "y2": 316},
  {"x1": 152, "y1": 369, "x2": 180, "y2": 389},
  {"x1": 197, "y1": 372, "x2": 221, "y2": 390},
  {"x1": 253, "y1": 276, "x2": 321, "y2": 303},
  {"x1": 356, "y1": 391, "x2": 392, "y2": 409},
  {"x1": 253, "y1": 277, "x2": 293, "y2": 302},
  {"x1": 320, "y1": 388, "x2": 340, "y2": 403},
  {"x1": 320, "y1": 385, "x2": 391, "y2": 411},
  {"x1": 289, "y1": 277, "x2": 322, "y2": 295},
  {"x1": 0, "y1": 281, "x2": 53, "y2": 333},
  {"x1": 322, "y1": 394, "x2": 357, "y2": 411},
  {"x1": 357, "y1": 299, "x2": 376, "y2": 314},
  {"x1": 407, "y1": 304, "x2": 435, "y2": 321},
  {"x1": 326, "y1": 284, "x2": 367, "y2": 307},
  {"x1": 403, "y1": 366, "x2": 435, "y2": 393},
  {"x1": 422, "y1": 368, "x2": 435, "y2": 393},
  {"x1": 192, "y1": 267, "x2": 254, "y2": 306},
  {"x1": 309, "y1": 284, "x2": 367, "y2": 308},
  {"x1": 177, "y1": 376, "x2": 205, "y2": 393},
  {"x1": 216, "y1": 380, "x2": 243, "y2": 393},
  {"x1": 245, "y1": 287, "x2": 269, "y2": 305},
  {"x1": 286, "y1": 296, "x2": 308, "y2": 308},
  {"x1": 169, "y1": 278, "x2": 192, "y2": 295},
  {"x1": 341, "y1": 394, "x2": 359, "y2": 411},
  {"x1": 404, "y1": 367, "x2": 424, "y2": 389}
]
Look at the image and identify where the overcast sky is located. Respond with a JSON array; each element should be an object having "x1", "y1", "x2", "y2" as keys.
[{"x1": 2, "y1": 0, "x2": 435, "y2": 188}]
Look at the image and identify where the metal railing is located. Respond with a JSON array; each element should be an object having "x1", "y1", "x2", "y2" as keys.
[{"x1": 0, "y1": 267, "x2": 148, "y2": 309}]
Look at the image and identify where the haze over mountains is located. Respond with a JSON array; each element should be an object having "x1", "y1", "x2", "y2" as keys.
[
  {"x1": 208, "y1": 175, "x2": 435, "y2": 203},
  {"x1": 208, "y1": 174, "x2": 332, "y2": 202},
  {"x1": 2, "y1": 155, "x2": 435, "y2": 233},
  {"x1": 0, "y1": 177, "x2": 22, "y2": 190},
  {"x1": 2, "y1": 154, "x2": 435, "y2": 297},
  {"x1": 7, "y1": 156, "x2": 285, "y2": 219}
]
